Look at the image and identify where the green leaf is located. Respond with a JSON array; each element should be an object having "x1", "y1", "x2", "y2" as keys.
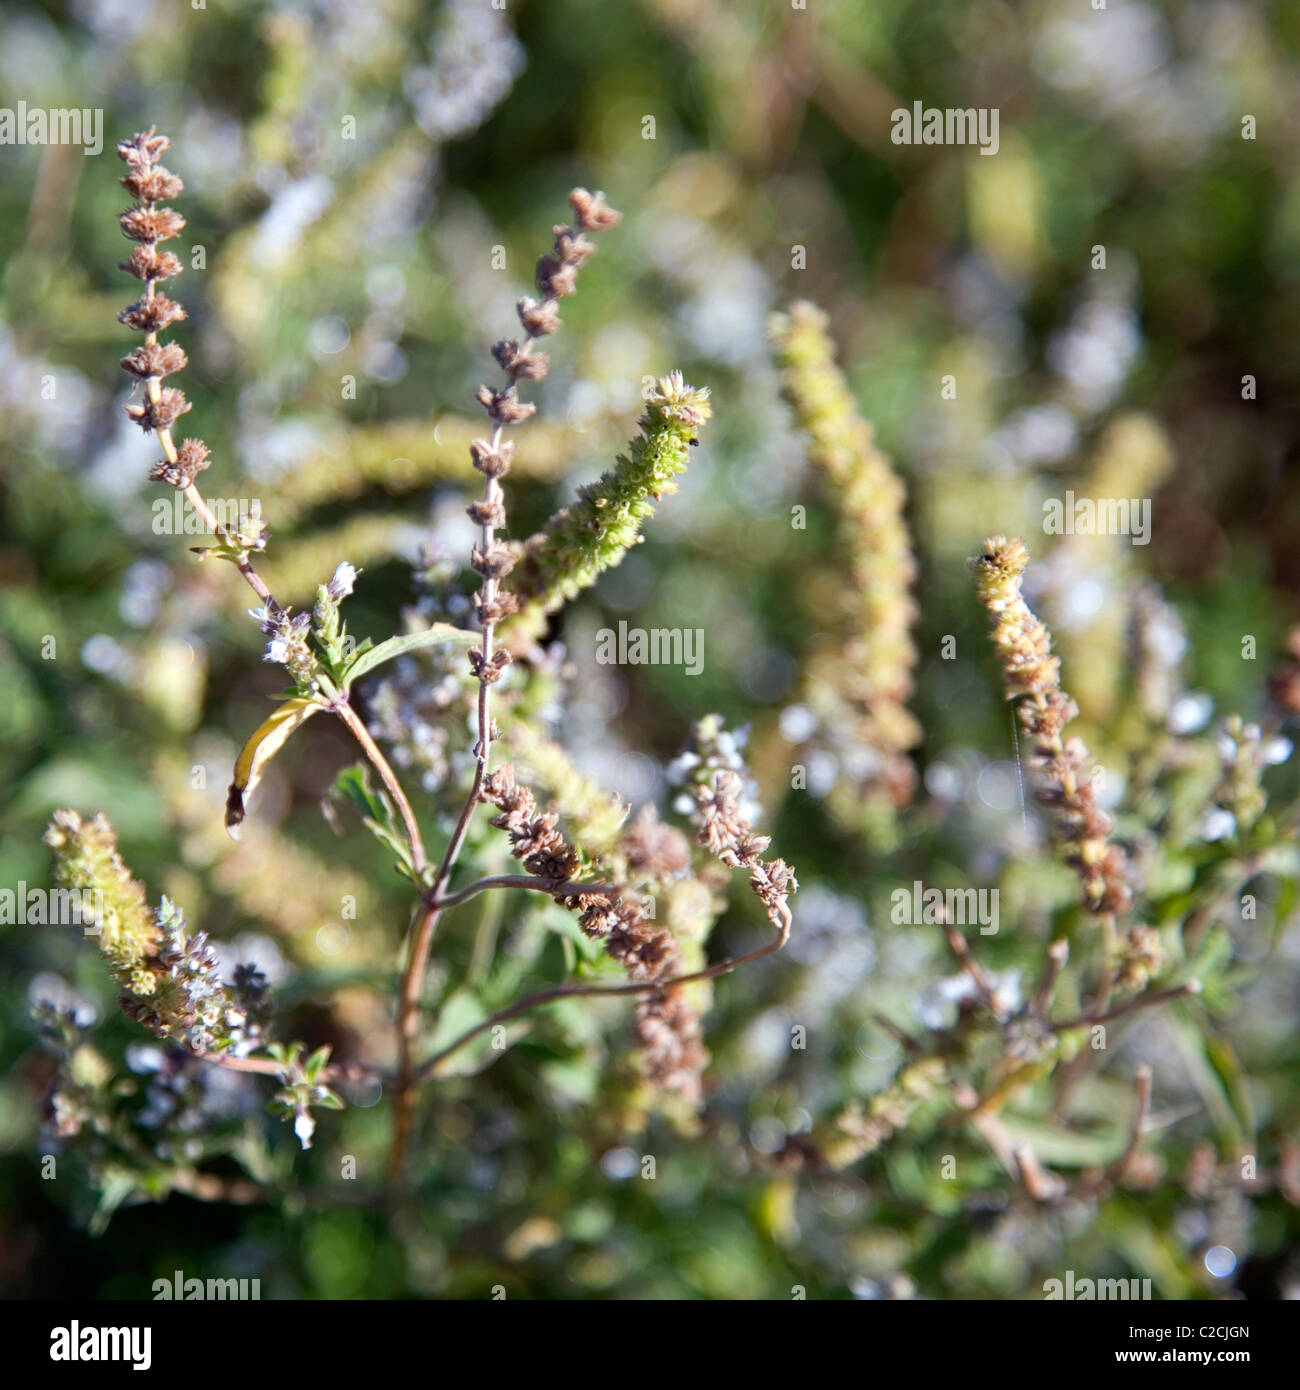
[
  {"x1": 996, "y1": 1114, "x2": 1129, "y2": 1169},
  {"x1": 1097, "y1": 1202, "x2": 1196, "y2": 1299},
  {"x1": 329, "y1": 764, "x2": 417, "y2": 880},
  {"x1": 1272, "y1": 874, "x2": 1298, "y2": 949},
  {"x1": 1204, "y1": 1031, "x2": 1255, "y2": 1141},
  {"x1": 304, "y1": 1045, "x2": 333, "y2": 1082},
  {"x1": 421, "y1": 988, "x2": 523, "y2": 1078},
  {"x1": 341, "y1": 623, "x2": 476, "y2": 687},
  {"x1": 1168, "y1": 1011, "x2": 1243, "y2": 1148},
  {"x1": 332, "y1": 764, "x2": 390, "y2": 824},
  {"x1": 1184, "y1": 924, "x2": 1233, "y2": 986},
  {"x1": 265, "y1": 1041, "x2": 302, "y2": 1073},
  {"x1": 89, "y1": 1168, "x2": 140, "y2": 1238}
]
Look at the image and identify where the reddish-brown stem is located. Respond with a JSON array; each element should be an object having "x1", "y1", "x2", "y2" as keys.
[
  {"x1": 190, "y1": 1048, "x2": 379, "y2": 1086},
  {"x1": 390, "y1": 899, "x2": 438, "y2": 1181},
  {"x1": 180, "y1": 479, "x2": 273, "y2": 606},
  {"x1": 412, "y1": 908, "x2": 791, "y2": 1086},
  {"x1": 389, "y1": 319, "x2": 552, "y2": 1180},
  {"x1": 1087, "y1": 911, "x2": 1118, "y2": 1019},
  {"x1": 1032, "y1": 939, "x2": 1070, "y2": 1020},
  {"x1": 428, "y1": 873, "x2": 616, "y2": 912},
  {"x1": 1051, "y1": 981, "x2": 1200, "y2": 1032},
  {"x1": 938, "y1": 915, "x2": 996, "y2": 1007},
  {"x1": 1104, "y1": 1064, "x2": 1153, "y2": 1188}
]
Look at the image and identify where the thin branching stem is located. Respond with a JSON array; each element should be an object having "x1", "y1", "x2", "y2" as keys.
[
  {"x1": 389, "y1": 426, "x2": 507, "y2": 1180},
  {"x1": 412, "y1": 907, "x2": 791, "y2": 1085},
  {"x1": 1051, "y1": 981, "x2": 1200, "y2": 1032},
  {"x1": 428, "y1": 873, "x2": 617, "y2": 911}
]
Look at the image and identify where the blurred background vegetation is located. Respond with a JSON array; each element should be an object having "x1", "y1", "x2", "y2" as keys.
[{"x1": 2, "y1": 0, "x2": 1300, "y2": 1299}]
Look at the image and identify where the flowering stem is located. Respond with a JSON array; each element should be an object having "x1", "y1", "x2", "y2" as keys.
[
  {"x1": 1101, "y1": 1064, "x2": 1153, "y2": 1192},
  {"x1": 1031, "y1": 939, "x2": 1070, "y2": 1020},
  {"x1": 938, "y1": 914, "x2": 996, "y2": 1008},
  {"x1": 117, "y1": 141, "x2": 429, "y2": 880},
  {"x1": 389, "y1": 453, "x2": 501, "y2": 1182},
  {"x1": 389, "y1": 189, "x2": 622, "y2": 1183},
  {"x1": 1088, "y1": 911, "x2": 1119, "y2": 1018},
  {"x1": 190, "y1": 1048, "x2": 379, "y2": 1089}
]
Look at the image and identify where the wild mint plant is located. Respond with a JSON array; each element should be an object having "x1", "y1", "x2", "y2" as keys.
[
  {"x1": 29, "y1": 126, "x2": 1299, "y2": 1284},
  {"x1": 40, "y1": 129, "x2": 797, "y2": 1199}
]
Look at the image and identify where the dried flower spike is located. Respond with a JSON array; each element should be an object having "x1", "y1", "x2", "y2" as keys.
[
  {"x1": 116, "y1": 129, "x2": 211, "y2": 489},
  {"x1": 971, "y1": 536, "x2": 1132, "y2": 915},
  {"x1": 392, "y1": 186, "x2": 627, "y2": 1162},
  {"x1": 678, "y1": 717, "x2": 798, "y2": 937},
  {"x1": 481, "y1": 765, "x2": 708, "y2": 1101},
  {"x1": 459, "y1": 185, "x2": 625, "y2": 733}
]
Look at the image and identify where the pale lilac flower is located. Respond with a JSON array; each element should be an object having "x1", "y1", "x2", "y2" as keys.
[{"x1": 327, "y1": 561, "x2": 358, "y2": 601}]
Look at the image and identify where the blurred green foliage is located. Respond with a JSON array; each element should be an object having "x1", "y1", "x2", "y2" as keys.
[{"x1": 2, "y1": 0, "x2": 1300, "y2": 1300}]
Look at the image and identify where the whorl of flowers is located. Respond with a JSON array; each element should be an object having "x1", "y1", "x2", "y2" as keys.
[
  {"x1": 1053, "y1": 414, "x2": 1175, "y2": 722},
  {"x1": 480, "y1": 765, "x2": 707, "y2": 1101},
  {"x1": 116, "y1": 130, "x2": 213, "y2": 492},
  {"x1": 122, "y1": 899, "x2": 265, "y2": 1058},
  {"x1": 408, "y1": 0, "x2": 525, "y2": 143},
  {"x1": 1115, "y1": 924, "x2": 1164, "y2": 993},
  {"x1": 769, "y1": 300, "x2": 920, "y2": 830},
  {"x1": 676, "y1": 716, "x2": 798, "y2": 936},
  {"x1": 971, "y1": 537, "x2": 1132, "y2": 915},
  {"x1": 1206, "y1": 715, "x2": 1292, "y2": 844},
  {"x1": 44, "y1": 812, "x2": 264, "y2": 1055},
  {"x1": 509, "y1": 371, "x2": 712, "y2": 641},
  {"x1": 1130, "y1": 583, "x2": 1188, "y2": 724}
]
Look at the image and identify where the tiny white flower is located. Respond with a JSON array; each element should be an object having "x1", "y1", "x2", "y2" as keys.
[
  {"x1": 294, "y1": 1109, "x2": 315, "y2": 1149},
  {"x1": 987, "y1": 969, "x2": 1024, "y2": 1022},
  {"x1": 779, "y1": 704, "x2": 817, "y2": 743},
  {"x1": 1168, "y1": 692, "x2": 1213, "y2": 735},
  {"x1": 1264, "y1": 736, "x2": 1294, "y2": 766}
]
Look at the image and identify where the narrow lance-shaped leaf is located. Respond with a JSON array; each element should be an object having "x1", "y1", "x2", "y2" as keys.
[
  {"x1": 340, "y1": 622, "x2": 477, "y2": 687},
  {"x1": 328, "y1": 764, "x2": 419, "y2": 880}
]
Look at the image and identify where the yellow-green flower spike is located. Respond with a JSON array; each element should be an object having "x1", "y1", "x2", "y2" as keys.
[
  {"x1": 44, "y1": 809, "x2": 161, "y2": 993},
  {"x1": 507, "y1": 372, "x2": 711, "y2": 639}
]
